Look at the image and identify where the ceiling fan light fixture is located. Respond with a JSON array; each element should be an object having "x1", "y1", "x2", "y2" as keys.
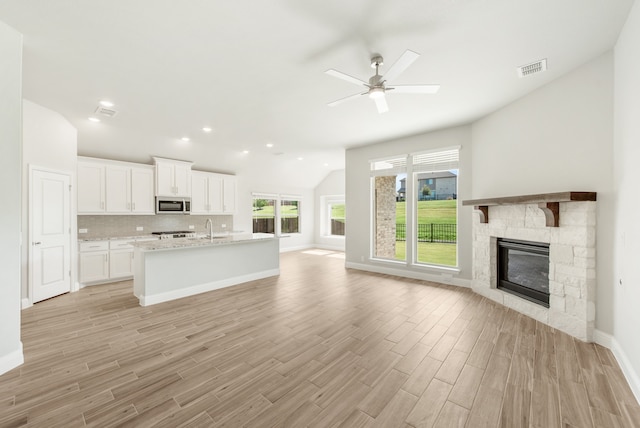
[{"x1": 369, "y1": 87, "x2": 385, "y2": 99}]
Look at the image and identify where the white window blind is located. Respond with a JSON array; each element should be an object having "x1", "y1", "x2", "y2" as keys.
[
  {"x1": 412, "y1": 148, "x2": 459, "y2": 172},
  {"x1": 370, "y1": 156, "x2": 407, "y2": 176}
]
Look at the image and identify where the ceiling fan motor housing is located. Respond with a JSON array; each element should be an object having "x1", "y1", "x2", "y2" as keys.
[{"x1": 370, "y1": 55, "x2": 384, "y2": 68}]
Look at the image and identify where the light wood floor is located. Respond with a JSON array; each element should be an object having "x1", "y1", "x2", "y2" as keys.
[{"x1": 1, "y1": 249, "x2": 639, "y2": 427}]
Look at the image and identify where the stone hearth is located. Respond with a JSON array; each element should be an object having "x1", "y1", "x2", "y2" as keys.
[{"x1": 464, "y1": 193, "x2": 596, "y2": 341}]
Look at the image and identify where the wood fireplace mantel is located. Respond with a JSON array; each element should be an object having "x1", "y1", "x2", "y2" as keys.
[{"x1": 462, "y1": 191, "x2": 597, "y2": 227}]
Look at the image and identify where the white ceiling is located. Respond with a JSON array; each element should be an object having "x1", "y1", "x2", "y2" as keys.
[{"x1": 0, "y1": 0, "x2": 634, "y2": 189}]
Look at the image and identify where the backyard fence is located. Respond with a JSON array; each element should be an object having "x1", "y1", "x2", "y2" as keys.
[
  {"x1": 253, "y1": 217, "x2": 299, "y2": 234},
  {"x1": 396, "y1": 223, "x2": 457, "y2": 243},
  {"x1": 331, "y1": 219, "x2": 345, "y2": 236}
]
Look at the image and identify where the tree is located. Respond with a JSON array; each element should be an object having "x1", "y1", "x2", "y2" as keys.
[
  {"x1": 254, "y1": 199, "x2": 267, "y2": 210},
  {"x1": 421, "y1": 184, "x2": 431, "y2": 197}
]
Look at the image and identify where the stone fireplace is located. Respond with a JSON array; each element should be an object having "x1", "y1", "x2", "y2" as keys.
[{"x1": 463, "y1": 192, "x2": 597, "y2": 341}]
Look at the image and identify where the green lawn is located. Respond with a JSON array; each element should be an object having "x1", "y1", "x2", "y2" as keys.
[
  {"x1": 395, "y1": 242, "x2": 457, "y2": 266},
  {"x1": 394, "y1": 199, "x2": 457, "y2": 266},
  {"x1": 253, "y1": 204, "x2": 299, "y2": 218},
  {"x1": 396, "y1": 200, "x2": 457, "y2": 224}
]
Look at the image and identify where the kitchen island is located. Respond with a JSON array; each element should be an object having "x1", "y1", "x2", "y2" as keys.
[{"x1": 131, "y1": 233, "x2": 279, "y2": 306}]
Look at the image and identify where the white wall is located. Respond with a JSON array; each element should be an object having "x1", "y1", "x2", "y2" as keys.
[
  {"x1": 613, "y1": 0, "x2": 640, "y2": 398},
  {"x1": 234, "y1": 172, "x2": 315, "y2": 252},
  {"x1": 471, "y1": 52, "x2": 615, "y2": 334},
  {"x1": 22, "y1": 100, "x2": 78, "y2": 303},
  {"x1": 0, "y1": 20, "x2": 24, "y2": 375},
  {"x1": 345, "y1": 125, "x2": 473, "y2": 285},
  {"x1": 314, "y1": 169, "x2": 346, "y2": 251}
]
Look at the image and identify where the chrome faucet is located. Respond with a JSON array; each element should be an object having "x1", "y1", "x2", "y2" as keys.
[{"x1": 205, "y1": 218, "x2": 213, "y2": 242}]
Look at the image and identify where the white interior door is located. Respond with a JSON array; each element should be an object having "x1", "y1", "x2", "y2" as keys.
[{"x1": 31, "y1": 168, "x2": 72, "y2": 303}]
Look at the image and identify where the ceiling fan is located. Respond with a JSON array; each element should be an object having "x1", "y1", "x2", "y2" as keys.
[{"x1": 325, "y1": 49, "x2": 440, "y2": 114}]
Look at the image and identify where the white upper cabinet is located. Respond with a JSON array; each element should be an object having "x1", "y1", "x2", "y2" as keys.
[
  {"x1": 78, "y1": 158, "x2": 155, "y2": 215},
  {"x1": 190, "y1": 171, "x2": 237, "y2": 214},
  {"x1": 154, "y1": 157, "x2": 193, "y2": 197},
  {"x1": 77, "y1": 162, "x2": 106, "y2": 213},
  {"x1": 130, "y1": 167, "x2": 155, "y2": 214}
]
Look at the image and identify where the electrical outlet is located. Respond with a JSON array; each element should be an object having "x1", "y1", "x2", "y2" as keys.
[
  {"x1": 79, "y1": 228, "x2": 88, "y2": 234},
  {"x1": 136, "y1": 226, "x2": 143, "y2": 231},
  {"x1": 188, "y1": 225, "x2": 195, "y2": 230}
]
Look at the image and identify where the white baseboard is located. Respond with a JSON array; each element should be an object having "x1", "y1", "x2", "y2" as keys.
[
  {"x1": 593, "y1": 329, "x2": 640, "y2": 404},
  {"x1": 0, "y1": 343, "x2": 23, "y2": 376},
  {"x1": 21, "y1": 298, "x2": 32, "y2": 310},
  {"x1": 280, "y1": 244, "x2": 314, "y2": 253},
  {"x1": 139, "y1": 268, "x2": 280, "y2": 307},
  {"x1": 345, "y1": 261, "x2": 472, "y2": 288},
  {"x1": 313, "y1": 244, "x2": 346, "y2": 252}
]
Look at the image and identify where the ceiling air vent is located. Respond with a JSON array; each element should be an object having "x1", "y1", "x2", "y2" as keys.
[
  {"x1": 94, "y1": 106, "x2": 118, "y2": 118},
  {"x1": 517, "y1": 59, "x2": 547, "y2": 78}
]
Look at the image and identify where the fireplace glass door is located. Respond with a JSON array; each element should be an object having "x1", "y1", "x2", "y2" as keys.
[{"x1": 497, "y1": 238, "x2": 550, "y2": 307}]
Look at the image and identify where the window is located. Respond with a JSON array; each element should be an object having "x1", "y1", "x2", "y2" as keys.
[
  {"x1": 252, "y1": 194, "x2": 302, "y2": 235},
  {"x1": 329, "y1": 200, "x2": 345, "y2": 236},
  {"x1": 253, "y1": 197, "x2": 276, "y2": 234},
  {"x1": 370, "y1": 148, "x2": 459, "y2": 267},
  {"x1": 281, "y1": 199, "x2": 300, "y2": 234}
]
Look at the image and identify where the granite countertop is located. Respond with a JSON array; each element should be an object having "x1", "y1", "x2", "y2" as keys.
[
  {"x1": 130, "y1": 233, "x2": 277, "y2": 251},
  {"x1": 78, "y1": 234, "x2": 158, "y2": 242}
]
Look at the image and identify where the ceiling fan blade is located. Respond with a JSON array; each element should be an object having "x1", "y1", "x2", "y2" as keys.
[
  {"x1": 381, "y1": 49, "x2": 420, "y2": 83},
  {"x1": 374, "y1": 95, "x2": 389, "y2": 114},
  {"x1": 387, "y1": 84, "x2": 440, "y2": 94},
  {"x1": 325, "y1": 69, "x2": 369, "y2": 87},
  {"x1": 327, "y1": 92, "x2": 365, "y2": 107}
]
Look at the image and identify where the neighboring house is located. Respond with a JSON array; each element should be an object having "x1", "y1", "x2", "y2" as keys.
[{"x1": 397, "y1": 171, "x2": 458, "y2": 201}]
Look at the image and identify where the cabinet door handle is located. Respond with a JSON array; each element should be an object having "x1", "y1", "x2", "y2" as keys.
[{"x1": 132, "y1": 202, "x2": 136, "y2": 211}]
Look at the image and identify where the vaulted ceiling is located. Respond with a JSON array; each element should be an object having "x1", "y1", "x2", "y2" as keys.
[{"x1": 0, "y1": 0, "x2": 633, "y2": 188}]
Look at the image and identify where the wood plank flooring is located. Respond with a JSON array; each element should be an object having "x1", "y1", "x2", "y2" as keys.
[{"x1": 1, "y1": 249, "x2": 639, "y2": 427}]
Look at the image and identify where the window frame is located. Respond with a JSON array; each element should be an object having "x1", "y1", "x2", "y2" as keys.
[
  {"x1": 368, "y1": 147, "x2": 460, "y2": 270},
  {"x1": 252, "y1": 193, "x2": 303, "y2": 237}
]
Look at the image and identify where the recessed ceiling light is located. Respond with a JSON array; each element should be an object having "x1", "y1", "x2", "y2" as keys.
[
  {"x1": 181, "y1": 137, "x2": 190, "y2": 142},
  {"x1": 202, "y1": 127, "x2": 212, "y2": 133},
  {"x1": 99, "y1": 100, "x2": 114, "y2": 107},
  {"x1": 242, "y1": 150, "x2": 250, "y2": 154},
  {"x1": 323, "y1": 163, "x2": 329, "y2": 167},
  {"x1": 266, "y1": 143, "x2": 274, "y2": 148},
  {"x1": 297, "y1": 157, "x2": 304, "y2": 161},
  {"x1": 88, "y1": 117, "x2": 100, "y2": 123}
]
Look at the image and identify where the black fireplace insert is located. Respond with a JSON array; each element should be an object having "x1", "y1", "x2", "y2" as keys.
[{"x1": 497, "y1": 238, "x2": 550, "y2": 307}]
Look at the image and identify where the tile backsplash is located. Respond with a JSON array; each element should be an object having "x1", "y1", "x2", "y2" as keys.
[{"x1": 78, "y1": 215, "x2": 235, "y2": 239}]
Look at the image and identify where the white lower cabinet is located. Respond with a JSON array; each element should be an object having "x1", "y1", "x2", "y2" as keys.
[
  {"x1": 79, "y1": 241, "x2": 109, "y2": 283},
  {"x1": 80, "y1": 237, "x2": 157, "y2": 285},
  {"x1": 109, "y1": 240, "x2": 134, "y2": 279}
]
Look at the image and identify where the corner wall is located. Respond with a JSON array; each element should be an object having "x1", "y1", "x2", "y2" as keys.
[
  {"x1": 22, "y1": 100, "x2": 78, "y2": 303},
  {"x1": 0, "y1": 20, "x2": 23, "y2": 375},
  {"x1": 471, "y1": 52, "x2": 615, "y2": 336},
  {"x1": 613, "y1": 0, "x2": 640, "y2": 400}
]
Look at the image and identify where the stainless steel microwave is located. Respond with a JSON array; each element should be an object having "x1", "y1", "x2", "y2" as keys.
[{"x1": 156, "y1": 197, "x2": 191, "y2": 214}]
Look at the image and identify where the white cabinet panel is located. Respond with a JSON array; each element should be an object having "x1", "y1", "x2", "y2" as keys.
[
  {"x1": 105, "y1": 165, "x2": 131, "y2": 213},
  {"x1": 131, "y1": 167, "x2": 155, "y2": 214},
  {"x1": 154, "y1": 157, "x2": 193, "y2": 197},
  {"x1": 191, "y1": 171, "x2": 209, "y2": 214},
  {"x1": 80, "y1": 251, "x2": 109, "y2": 283},
  {"x1": 223, "y1": 177, "x2": 237, "y2": 214},
  {"x1": 110, "y1": 250, "x2": 134, "y2": 278},
  {"x1": 77, "y1": 162, "x2": 105, "y2": 213}
]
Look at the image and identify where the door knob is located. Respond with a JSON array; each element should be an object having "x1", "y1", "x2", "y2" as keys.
[{"x1": 32, "y1": 242, "x2": 41, "y2": 246}]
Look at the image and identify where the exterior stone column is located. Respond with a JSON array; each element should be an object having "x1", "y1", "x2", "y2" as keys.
[{"x1": 374, "y1": 176, "x2": 397, "y2": 259}]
